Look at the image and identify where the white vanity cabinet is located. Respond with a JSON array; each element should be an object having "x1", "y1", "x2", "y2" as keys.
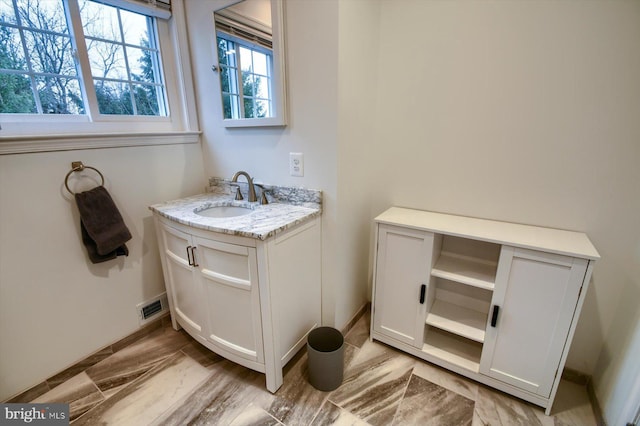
[
  {"x1": 371, "y1": 207, "x2": 599, "y2": 414},
  {"x1": 154, "y1": 214, "x2": 321, "y2": 392}
]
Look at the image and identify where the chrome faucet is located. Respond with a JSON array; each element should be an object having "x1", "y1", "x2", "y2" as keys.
[{"x1": 231, "y1": 171, "x2": 257, "y2": 202}]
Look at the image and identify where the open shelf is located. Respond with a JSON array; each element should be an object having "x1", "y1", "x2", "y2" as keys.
[
  {"x1": 422, "y1": 327, "x2": 482, "y2": 373},
  {"x1": 426, "y1": 299, "x2": 487, "y2": 343},
  {"x1": 431, "y1": 252, "x2": 497, "y2": 290}
]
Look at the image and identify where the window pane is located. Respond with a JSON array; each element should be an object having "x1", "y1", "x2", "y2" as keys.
[
  {"x1": 255, "y1": 99, "x2": 269, "y2": 118},
  {"x1": 252, "y1": 51, "x2": 267, "y2": 76},
  {"x1": 94, "y1": 79, "x2": 133, "y2": 115},
  {"x1": 24, "y1": 30, "x2": 75, "y2": 75},
  {"x1": 242, "y1": 73, "x2": 253, "y2": 97},
  {"x1": 221, "y1": 65, "x2": 239, "y2": 98},
  {"x1": 87, "y1": 40, "x2": 126, "y2": 80},
  {"x1": 217, "y1": 38, "x2": 234, "y2": 66},
  {"x1": 0, "y1": 0, "x2": 17, "y2": 24},
  {"x1": 120, "y1": 9, "x2": 149, "y2": 47},
  {"x1": 0, "y1": 26, "x2": 27, "y2": 71},
  {"x1": 254, "y1": 75, "x2": 269, "y2": 99},
  {"x1": 16, "y1": 0, "x2": 67, "y2": 32},
  {"x1": 127, "y1": 46, "x2": 155, "y2": 83},
  {"x1": 239, "y1": 46, "x2": 252, "y2": 73},
  {"x1": 222, "y1": 93, "x2": 231, "y2": 118},
  {"x1": 79, "y1": 0, "x2": 120, "y2": 41},
  {"x1": 222, "y1": 93, "x2": 239, "y2": 119},
  {"x1": 220, "y1": 66, "x2": 233, "y2": 94},
  {"x1": 243, "y1": 97, "x2": 269, "y2": 119},
  {"x1": 132, "y1": 83, "x2": 158, "y2": 115},
  {"x1": 0, "y1": 72, "x2": 35, "y2": 113},
  {"x1": 36, "y1": 76, "x2": 83, "y2": 114},
  {"x1": 243, "y1": 97, "x2": 253, "y2": 118}
]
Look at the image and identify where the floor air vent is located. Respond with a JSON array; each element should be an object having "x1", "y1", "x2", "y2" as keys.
[
  {"x1": 137, "y1": 293, "x2": 168, "y2": 326},
  {"x1": 142, "y1": 300, "x2": 162, "y2": 319}
]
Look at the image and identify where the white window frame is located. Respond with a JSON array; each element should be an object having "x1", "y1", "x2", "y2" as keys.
[{"x1": 0, "y1": 0, "x2": 199, "y2": 154}]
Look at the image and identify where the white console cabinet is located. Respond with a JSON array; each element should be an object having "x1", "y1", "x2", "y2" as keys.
[{"x1": 371, "y1": 207, "x2": 599, "y2": 414}]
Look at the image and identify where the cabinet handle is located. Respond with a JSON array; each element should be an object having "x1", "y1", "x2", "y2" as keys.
[
  {"x1": 186, "y1": 246, "x2": 193, "y2": 266},
  {"x1": 419, "y1": 284, "x2": 426, "y2": 304},
  {"x1": 491, "y1": 305, "x2": 500, "y2": 327},
  {"x1": 190, "y1": 247, "x2": 199, "y2": 267}
]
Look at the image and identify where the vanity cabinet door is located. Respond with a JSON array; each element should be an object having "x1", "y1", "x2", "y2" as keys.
[
  {"x1": 159, "y1": 224, "x2": 204, "y2": 335},
  {"x1": 194, "y1": 236, "x2": 264, "y2": 365},
  {"x1": 372, "y1": 224, "x2": 435, "y2": 349},
  {"x1": 480, "y1": 247, "x2": 588, "y2": 397}
]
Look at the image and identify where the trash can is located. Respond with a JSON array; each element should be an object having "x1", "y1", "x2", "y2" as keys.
[{"x1": 307, "y1": 326, "x2": 344, "y2": 391}]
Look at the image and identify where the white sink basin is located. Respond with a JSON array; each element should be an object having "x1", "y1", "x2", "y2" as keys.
[{"x1": 195, "y1": 206, "x2": 254, "y2": 218}]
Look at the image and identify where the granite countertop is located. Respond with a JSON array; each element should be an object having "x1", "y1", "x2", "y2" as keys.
[{"x1": 149, "y1": 181, "x2": 322, "y2": 240}]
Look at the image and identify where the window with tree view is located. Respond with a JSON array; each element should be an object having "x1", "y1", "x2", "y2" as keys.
[
  {"x1": 0, "y1": 0, "x2": 166, "y2": 117},
  {"x1": 217, "y1": 33, "x2": 272, "y2": 120}
]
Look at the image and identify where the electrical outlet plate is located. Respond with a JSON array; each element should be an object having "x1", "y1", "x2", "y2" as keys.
[{"x1": 289, "y1": 152, "x2": 304, "y2": 177}]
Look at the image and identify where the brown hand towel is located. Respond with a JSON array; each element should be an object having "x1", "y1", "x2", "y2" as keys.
[{"x1": 75, "y1": 186, "x2": 132, "y2": 263}]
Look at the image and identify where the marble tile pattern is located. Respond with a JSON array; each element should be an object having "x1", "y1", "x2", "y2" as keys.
[
  {"x1": 12, "y1": 310, "x2": 599, "y2": 425},
  {"x1": 149, "y1": 179, "x2": 322, "y2": 241}
]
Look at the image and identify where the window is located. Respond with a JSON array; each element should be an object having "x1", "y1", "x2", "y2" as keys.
[
  {"x1": 0, "y1": 0, "x2": 199, "y2": 152},
  {"x1": 0, "y1": 0, "x2": 82, "y2": 114},
  {"x1": 217, "y1": 32, "x2": 272, "y2": 120},
  {"x1": 0, "y1": 0, "x2": 166, "y2": 116},
  {"x1": 80, "y1": 0, "x2": 166, "y2": 116}
]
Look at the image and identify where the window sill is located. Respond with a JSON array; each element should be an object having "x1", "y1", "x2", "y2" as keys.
[{"x1": 0, "y1": 131, "x2": 201, "y2": 155}]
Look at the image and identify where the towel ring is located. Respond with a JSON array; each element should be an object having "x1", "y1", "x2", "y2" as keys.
[{"x1": 64, "y1": 161, "x2": 105, "y2": 195}]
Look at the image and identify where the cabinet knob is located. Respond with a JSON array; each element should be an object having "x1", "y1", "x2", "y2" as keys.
[{"x1": 419, "y1": 284, "x2": 426, "y2": 304}]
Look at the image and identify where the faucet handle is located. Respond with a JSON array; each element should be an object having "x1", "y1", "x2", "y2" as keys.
[
  {"x1": 234, "y1": 186, "x2": 244, "y2": 200},
  {"x1": 255, "y1": 184, "x2": 269, "y2": 205}
]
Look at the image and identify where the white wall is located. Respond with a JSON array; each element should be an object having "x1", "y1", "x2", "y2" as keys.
[
  {"x1": 336, "y1": 0, "x2": 380, "y2": 327},
  {"x1": 0, "y1": 144, "x2": 205, "y2": 401},
  {"x1": 184, "y1": 0, "x2": 369, "y2": 328}
]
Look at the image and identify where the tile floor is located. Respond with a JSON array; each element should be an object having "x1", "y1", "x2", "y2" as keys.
[{"x1": 16, "y1": 311, "x2": 597, "y2": 425}]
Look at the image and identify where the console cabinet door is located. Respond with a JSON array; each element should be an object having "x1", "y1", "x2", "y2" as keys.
[
  {"x1": 480, "y1": 247, "x2": 588, "y2": 397},
  {"x1": 159, "y1": 224, "x2": 204, "y2": 335},
  {"x1": 194, "y1": 236, "x2": 264, "y2": 364},
  {"x1": 372, "y1": 224, "x2": 434, "y2": 348}
]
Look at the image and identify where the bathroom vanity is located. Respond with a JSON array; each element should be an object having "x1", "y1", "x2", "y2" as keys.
[
  {"x1": 150, "y1": 183, "x2": 321, "y2": 392},
  {"x1": 370, "y1": 207, "x2": 599, "y2": 414}
]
